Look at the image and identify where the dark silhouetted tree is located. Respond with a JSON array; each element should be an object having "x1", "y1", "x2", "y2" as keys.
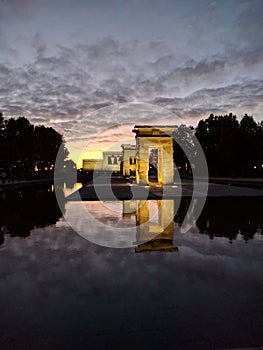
[
  {"x1": 195, "y1": 113, "x2": 263, "y2": 176},
  {"x1": 173, "y1": 125, "x2": 196, "y2": 177},
  {"x1": 0, "y1": 114, "x2": 70, "y2": 178}
]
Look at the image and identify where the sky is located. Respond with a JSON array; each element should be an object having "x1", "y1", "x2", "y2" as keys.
[{"x1": 0, "y1": 0, "x2": 263, "y2": 166}]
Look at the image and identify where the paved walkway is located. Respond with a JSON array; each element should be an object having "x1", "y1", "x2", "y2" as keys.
[
  {"x1": 67, "y1": 181, "x2": 263, "y2": 201},
  {"x1": 209, "y1": 177, "x2": 263, "y2": 188},
  {"x1": 0, "y1": 178, "x2": 53, "y2": 189},
  {"x1": 1, "y1": 176, "x2": 263, "y2": 199}
]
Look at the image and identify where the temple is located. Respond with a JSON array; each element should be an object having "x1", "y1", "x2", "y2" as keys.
[{"x1": 82, "y1": 125, "x2": 177, "y2": 185}]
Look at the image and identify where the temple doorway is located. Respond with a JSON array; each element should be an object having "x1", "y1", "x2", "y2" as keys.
[{"x1": 148, "y1": 148, "x2": 158, "y2": 182}]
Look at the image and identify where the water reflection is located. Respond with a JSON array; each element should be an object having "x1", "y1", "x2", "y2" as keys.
[
  {"x1": 133, "y1": 200, "x2": 177, "y2": 252},
  {"x1": 122, "y1": 200, "x2": 177, "y2": 251},
  {"x1": 0, "y1": 184, "x2": 65, "y2": 245},
  {"x1": 176, "y1": 197, "x2": 263, "y2": 242},
  {"x1": 1, "y1": 183, "x2": 263, "y2": 247},
  {"x1": 1, "y1": 186, "x2": 263, "y2": 349},
  {"x1": 67, "y1": 199, "x2": 176, "y2": 248},
  {"x1": 66, "y1": 196, "x2": 263, "y2": 248}
]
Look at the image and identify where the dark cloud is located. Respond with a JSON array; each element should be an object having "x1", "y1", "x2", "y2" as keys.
[
  {"x1": 31, "y1": 32, "x2": 46, "y2": 57},
  {"x1": 0, "y1": 33, "x2": 262, "y2": 141},
  {"x1": 233, "y1": 0, "x2": 263, "y2": 50}
]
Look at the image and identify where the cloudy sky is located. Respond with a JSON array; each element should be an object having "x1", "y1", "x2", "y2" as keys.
[{"x1": 0, "y1": 0, "x2": 263, "y2": 164}]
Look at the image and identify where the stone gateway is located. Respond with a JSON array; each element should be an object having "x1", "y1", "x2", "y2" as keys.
[
  {"x1": 133, "y1": 126, "x2": 176, "y2": 185},
  {"x1": 82, "y1": 125, "x2": 177, "y2": 185}
]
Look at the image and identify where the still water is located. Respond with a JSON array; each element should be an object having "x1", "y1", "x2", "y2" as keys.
[{"x1": 0, "y1": 184, "x2": 263, "y2": 349}]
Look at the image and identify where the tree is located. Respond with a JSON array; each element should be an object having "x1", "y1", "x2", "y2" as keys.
[
  {"x1": 240, "y1": 114, "x2": 258, "y2": 134},
  {"x1": 239, "y1": 114, "x2": 263, "y2": 175},
  {"x1": 195, "y1": 113, "x2": 263, "y2": 177},
  {"x1": 0, "y1": 112, "x2": 4, "y2": 135},
  {"x1": 0, "y1": 114, "x2": 70, "y2": 178},
  {"x1": 33, "y1": 125, "x2": 68, "y2": 171},
  {"x1": 173, "y1": 125, "x2": 196, "y2": 177},
  {"x1": 3, "y1": 117, "x2": 34, "y2": 171}
]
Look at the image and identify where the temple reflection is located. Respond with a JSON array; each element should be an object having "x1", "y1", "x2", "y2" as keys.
[{"x1": 123, "y1": 199, "x2": 178, "y2": 252}]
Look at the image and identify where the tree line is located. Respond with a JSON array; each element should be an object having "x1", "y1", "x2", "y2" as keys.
[
  {"x1": 0, "y1": 113, "x2": 70, "y2": 182},
  {"x1": 1, "y1": 112, "x2": 262, "y2": 182},
  {"x1": 173, "y1": 113, "x2": 263, "y2": 177}
]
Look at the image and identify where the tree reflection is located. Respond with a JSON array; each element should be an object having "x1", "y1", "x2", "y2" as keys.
[
  {"x1": 176, "y1": 197, "x2": 263, "y2": 242},
  {"x1": 1, "y1": 188, "x2": 262, "y2": 248},
  {"x1": 0, "y1": 184, "x2": 65, "y2": 245}
]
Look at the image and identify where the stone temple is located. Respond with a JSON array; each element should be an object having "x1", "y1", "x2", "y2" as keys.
[{"x1": 82, "y1": 125, "x2": 177, "y2": 185}]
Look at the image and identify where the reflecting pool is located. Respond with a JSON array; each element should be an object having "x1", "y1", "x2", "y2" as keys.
[{"x1": 0, "y1": 184, "x2": 263, "y2": 349}]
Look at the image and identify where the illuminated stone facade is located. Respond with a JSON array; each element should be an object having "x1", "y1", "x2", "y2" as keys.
[
  {"x1": 83, "y1": 125, "x2": 177, "y2": 185},
  {"x1": 121, "y1": 144, "x2": 137, "y2": 177},
  {"x1": 133, "y1": 126, "x2": 175, "y2": 185},
  {"x1": 82, "y1": 151, "x2": 122, "y2": 172},
  {"x1": 82, "y1": 159, "x2": 102, "y2": 171},
  {"x1": 101, "y1": 151, "x2": 122, "y2": 172}
]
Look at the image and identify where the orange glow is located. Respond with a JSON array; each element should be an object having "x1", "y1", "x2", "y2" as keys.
[
  {"x1": 68, "y1": 124, "x2": 135, "y2": 169},
  {"x1": 72, "y1": 150, "x2": 103, "y2": 169}
]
